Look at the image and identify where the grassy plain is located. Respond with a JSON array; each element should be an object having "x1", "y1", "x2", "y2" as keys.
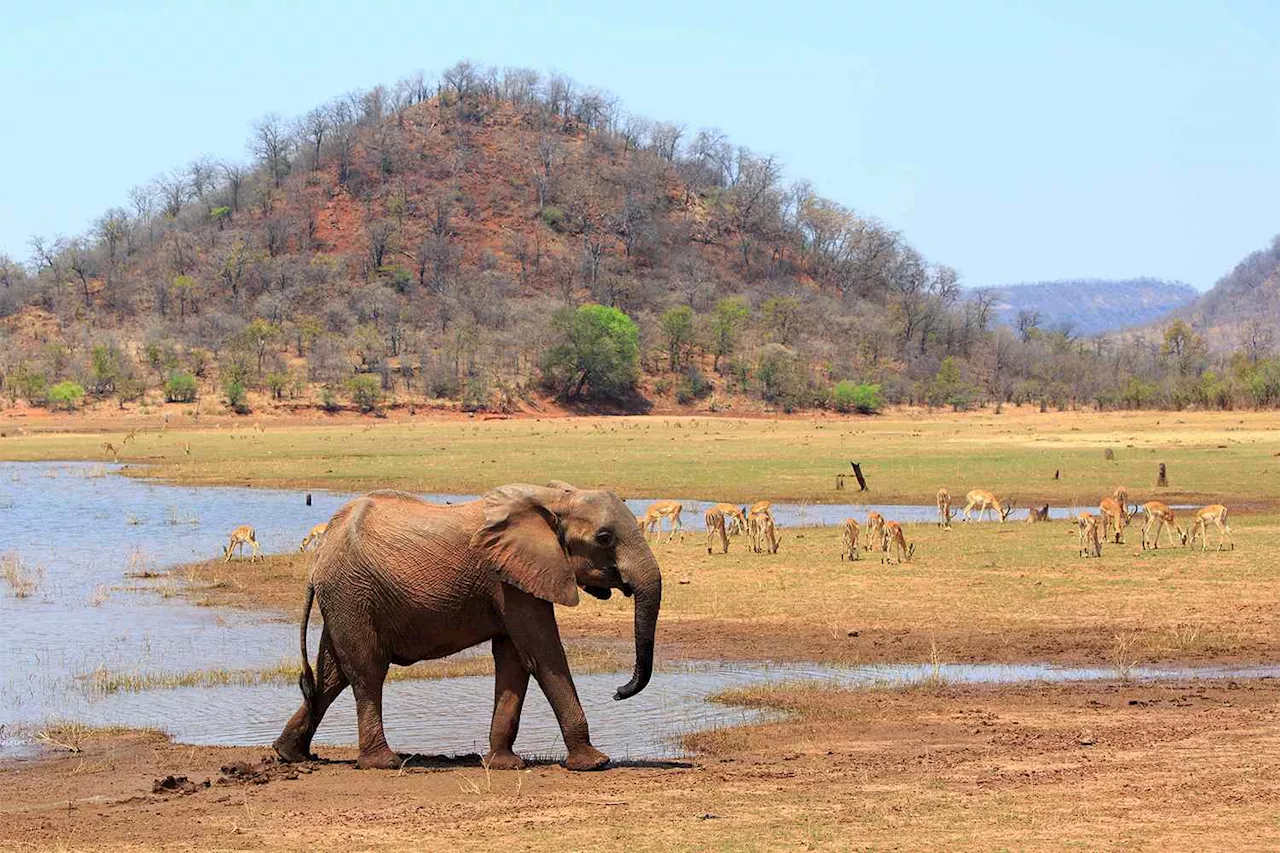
[{"x1": 1, "y1": 407, "x2": 1279, "y2": 506}]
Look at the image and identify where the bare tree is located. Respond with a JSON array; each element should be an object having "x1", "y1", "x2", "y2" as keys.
[{"x1": 250, "y1": 112, "x2": 293, "y2": 188}]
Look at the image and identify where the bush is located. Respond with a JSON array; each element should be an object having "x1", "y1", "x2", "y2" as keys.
[
  {"x1": 347, "y1": 374, "x2": 383, "y2": 413},
  {"x1": 320, "y1": 386, "x2": 342, "y2": 413},
  {"x1": 539, "y1": 205, "x2": 566, "y2": 230},
  {"x1": 540, "y1": 304, "x2": 640, "y2": 402},
  {"x1": 8, "y1": 364, "x2": 48, "y2": 405},
  {"x1": 165, "y1": 371, "x2": 198, "y2": 403},
  {"x1": 223, "y1": 379, "x2": 251, "y2": 415},
  {"x1": 831, "y1": 381, "x2": 883, "y2": 414},
  {"x1": 756, "y1": 344, "x2": 814, "y2": 412},
  {"x1": 265, "y1": 371, "x2": 289, "y2": 400},
  {"x1": 676, "y1": 365, "x2": 712, "y2": 404},
  {"x1": 47, "y1": 381, "x2": 85, "y2": 412}
]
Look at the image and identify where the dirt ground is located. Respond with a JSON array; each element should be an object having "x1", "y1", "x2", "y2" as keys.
[{"x1": 5, "y1": 679, "x2": 1280, "y2": 852}]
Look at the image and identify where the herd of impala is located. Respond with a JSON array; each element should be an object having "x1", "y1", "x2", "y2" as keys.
[{"x1": 220, "y1": 485, "x2": 1234, "y2": 567}]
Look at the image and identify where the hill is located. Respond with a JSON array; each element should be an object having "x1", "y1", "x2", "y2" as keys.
[
  {"x1": 0, "y1": 60, "x2": 1274, "y2": 414},
  {"x1": 1179, "y1": 236, "x2": 1280, "y2": 352},
  {"x1": 987, "y1": 278, "x2": 1197, "y2": 337}
]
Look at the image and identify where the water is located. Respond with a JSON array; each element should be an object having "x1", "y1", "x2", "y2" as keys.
[{"x1": 0, "y1": 461, "x2": 1217, "y2": 761}]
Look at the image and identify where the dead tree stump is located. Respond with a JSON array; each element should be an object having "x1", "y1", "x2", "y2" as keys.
[
  {"x1": 849, "y1": 462, "x2": 868, "y2": 491},
  {"x1": 1157, "y1": 463, "x2": 1167, "y2": 488}
]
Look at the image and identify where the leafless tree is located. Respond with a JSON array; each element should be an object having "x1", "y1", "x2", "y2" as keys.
[{"x1": 250, "y1": 112, "x2": 293, "y2": 188}]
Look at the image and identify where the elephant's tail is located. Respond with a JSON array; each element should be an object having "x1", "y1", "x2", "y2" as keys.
[{"x1": 298, "y1": 580, "x2": 317, "y2": 715}]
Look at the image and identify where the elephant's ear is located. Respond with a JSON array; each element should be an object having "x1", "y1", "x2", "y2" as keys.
[{"x1": 471, "y1": 486, "x2": 579, "y2": 607}]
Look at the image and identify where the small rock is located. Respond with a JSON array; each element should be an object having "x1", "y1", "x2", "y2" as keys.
[{"x1": 1078, "y1": 732, "x2": 1096, "y2": 746}]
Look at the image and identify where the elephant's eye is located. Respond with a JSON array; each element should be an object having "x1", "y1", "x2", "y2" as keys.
[{"x1": 594, "y1": 529, "x2": 616, "y2": 548}]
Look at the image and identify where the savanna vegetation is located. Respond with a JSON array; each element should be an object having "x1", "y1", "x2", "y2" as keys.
[{"x1": 3, "y1": 60, "x2": 1278, "y2": 416}]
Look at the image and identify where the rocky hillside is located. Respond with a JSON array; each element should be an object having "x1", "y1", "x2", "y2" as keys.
[
  {"x1": 1180, "y1": 236, "x2": 1280, "y2": 351},
  {"x1": 987, "y1": 279, "x2": 1197, "y2": 336}
]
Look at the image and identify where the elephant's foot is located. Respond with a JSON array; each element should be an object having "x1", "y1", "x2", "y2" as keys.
[
  {"x1": 485, "y1": 749, "x2": 526, "y2": 770},
  {"x1": 563, "y1": 745, "x2": 610, "y2": 771},
  {"x1": 272, "y1": 731, "x2": 314, "y2": 763},
  {"x1": 355, "y1": 747, "x2": 402, "y2": 770}
]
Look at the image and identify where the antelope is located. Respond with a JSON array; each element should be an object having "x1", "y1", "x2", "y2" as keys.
[
  {"x1": 1140, "y1": 502, "x2": 1186, "y2": 550},
  {"x1": 839, "y1": 518, "x2": 860, "y2": 561},
  {"x1": 864, "y1": 511, "x2": 886, "y2": 550},
  {"x1": 1188, "y1": 505, "x2": 1233, "y2": 552},
  {"x1": 223, "y1": 525, "x2": 263, "y2": 562},
  {"x1": 642, "y1": 501, "x2": 685, "y2": 543},
  {"x1": 705, "y1": 508, "x2": 729, "y2": 555},
  {"x1": 299, "y1": 522, "x2": 328, "y2": 552},
  {"x1": 936, "y1": 488, "x2": 953, "y2": 529},
  {"x1": 880, "y1": 521, "x2": 914, "y2": 564},
  {"x1": 962, "y1": 490, "x2": 1015, "y2": 522},
  {"x1": 1025, "y1": 504, "x2": 1050, "y2": 523},
  {"x1": 711, "y1": 502, "x2": 748, "y2": 536},
  {"x1": 747, "y1": 509, "x2": 780, "y2": 554},
  {"x1": 1098, "y1": 497, "x2": 1128, "y2": 544},
  {"x1": 1077, "y1": 513, "x2": 1102, "y2": 558},
  {"x1": 748, "y1": 500, "x2": 773, "y2": 518}
]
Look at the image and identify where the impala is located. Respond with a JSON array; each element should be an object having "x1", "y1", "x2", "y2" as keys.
[
  {"x1": 880, "y1": 521, "x2": 914, "y2": 564},
  {"x1": 864, "y1": 511, "x2": 886, "y2": 550},
  {"x1": 224, "y1": 525, "x2": 263, "y2": 562},
  {"x1": 1140, "y1": 502, "x2": 1186, "y2": 549},
  {"x1": 704, "y1": 508, "x2": 729, "y2": 555},
  {"x1": 747, "y1": 500, "x2": 773, "y2": 518},
  {"x1": 1188, "y1": 504, "x2": 1234, "y2": 551},
  {"x1": 1077, "y1": 512, "x2": 1102, "y2": 558},
  {"x1": 936, "y1": 488, "x2": 953, "y2": 529},
  {"x1": 1098, "y1": 497, "x2": 1128, "y2": 544},
  {"x1": 1025, "y1": 504, "x2": 1050, "y2": 523},
  {"x1": 299, "y1": 522, "x2": 329, "y2": 552},
  {"x1": 747, "y1": 508, "x2": 780, "y2": 554},
  {"x1": 711, "y1": 502, "x2": 749, "y2": 536},
  {"x1": 962, "y1": 489, "x2": 1015, "y2": 522},
  {"x1": 839, "y1": 518, "x2": 860, "y2": 561},
  {"x1": 642, "y1": 501, "x2": 685, "y2": 543}
]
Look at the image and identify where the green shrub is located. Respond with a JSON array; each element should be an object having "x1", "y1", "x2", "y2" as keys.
[
  {"x1": 8, "y1": 364, "x2": 48, "y2": 405},
  {"x1": 320, "y1": 386, "x2": 341, "y2": 413},
  {"x1": 347, "y1": 374, "x2": 383, "y2": 413},
  {"x1": 165, "y1": 371, "x2": 198, "y2": 403},
  {"x1": 223, "y1": 379, "x2": 251, "y2": 415},
  {"x1": 265, "y1": 371, "x2": 289, "y2": 400},
  {"x1": 540, "y1": 304, "x2": 640, "y2": 402},
  {"x1": 47, "y1": 381, "x2": 85, "y2": 412},
  {"x1": 539, "y1": 205, "x2": 566, "y2": 230},
  {"x1": 831, "y1": 381, "x2": 883, "y2": 414}
]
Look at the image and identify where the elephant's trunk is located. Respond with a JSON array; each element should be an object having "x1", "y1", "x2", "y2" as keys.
[{"x1": 613, "y1": 546, "x2": 662, "y2": 701}]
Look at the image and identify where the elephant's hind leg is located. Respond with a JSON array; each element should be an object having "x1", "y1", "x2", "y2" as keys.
[
  {"x1": 275, "y1": 629, "x2": 349, "y2": 762},
  {"x1": 486, "y1": 636, "x2": 531, "y2": 770}
]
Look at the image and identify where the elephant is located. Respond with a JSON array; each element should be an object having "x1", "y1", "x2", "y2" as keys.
[{"x1": 272, "y1": 481, "x2": 663, "y2": 772}]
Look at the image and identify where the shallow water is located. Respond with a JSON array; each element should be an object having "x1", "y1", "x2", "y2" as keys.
[
  {"x1": 0, "y1": 461, "x2": 1212, "y2": 760},
  {"x1": 21, "y1": 660, "x2": 1280, "y2": 761}
]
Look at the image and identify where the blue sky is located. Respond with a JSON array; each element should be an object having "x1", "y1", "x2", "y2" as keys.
[{"x1": 1, "y1": 0, "x2": 1276, "y2": 290}]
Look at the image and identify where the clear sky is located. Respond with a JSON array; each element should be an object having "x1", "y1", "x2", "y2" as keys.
[{"x1": 1, "y1": 0, "x2": 1276, "y2": 290}]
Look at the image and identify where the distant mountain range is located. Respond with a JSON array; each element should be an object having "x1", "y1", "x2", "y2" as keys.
[{"x1": 984, "y1": 278, "x2": 1199, "y2": 336}]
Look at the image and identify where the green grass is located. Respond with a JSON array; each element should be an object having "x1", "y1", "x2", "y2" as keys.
[{"x1": 3, "y1": 408, "x2": 1279, "y2": 506}]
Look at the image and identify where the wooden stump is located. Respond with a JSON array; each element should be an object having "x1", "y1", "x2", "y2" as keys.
[
  {"x1": 1157, "y1": 463, "x2": 1167, "y2": 488},
  {"x1": 849, "y1": 462, "x2": 869, "y2": 491}
]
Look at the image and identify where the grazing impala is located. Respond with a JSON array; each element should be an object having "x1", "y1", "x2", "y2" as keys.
[
  {"x1": 1188, "y1": 504, "x2": 1234, "y2": 551},
  {"x1": 642, "y1": 501, "x2": 685, "y2": 543},
  {"x1": 748, "y1": 500, "x2": 773, "y2": 518},
  {"x1": 880, "y1": 521, "x2": 914, "y2": 564},
  {"x1": 1098, "y1": 497, "x2": 1128, "y2": 544},
  {"x1": 864, "y1": 511, "x2": 886, "y2": 550},
  {"x1": 962, "y1": 490, "x2": 1015, "y2": 523},
  {"x1": 1140, "y1": 502, "x2": 1186, "y2": 549},
  {"x1": 747, "y1": 509, "x2": 780, "y2": 554},
  {"x1": 299, "y1": 522, "x2": 328, "y2": 552},
  {"x1": 704, "y1": 508, "x2": 729, "y2": 555},
  {"x1": 839, "y1": 518, "x2": 860, "y2": 561},
  {"x1": 223, "y1": 525, "x2": 263, "y2": 562},
  {"x1": 936, "y1": 488, "x2": 953, "y2": 529},
  {"x1": 1077, "y1": 513, "x2": 1102, "y2": 558},
  {"x1": 1114, "y1": 486, "x2": 1132, "y2": 514},
  {"x1": 711, "y1": 503, "x2": 749, "y2": 536}
]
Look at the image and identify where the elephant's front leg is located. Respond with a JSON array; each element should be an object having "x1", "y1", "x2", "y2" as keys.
[
  {"x1": 486, "y1": 636, "x2": 530, "y2": 770},
  {"x1": 506, "y1": 591, "x2": 610, "y2": 771}
]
